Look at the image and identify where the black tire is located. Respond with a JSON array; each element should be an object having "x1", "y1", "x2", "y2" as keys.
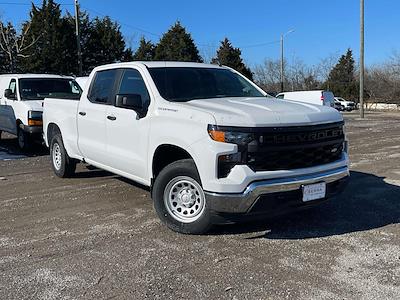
[
  {"x1": 17, "y1": 128, "x2": 31, "y2": 152},
  {"x1": 152, "y1": 159, "x2": 212, "y2": 234},
  {"x1": 50, "y1": 134, "x2": 77, "y2": 178}
]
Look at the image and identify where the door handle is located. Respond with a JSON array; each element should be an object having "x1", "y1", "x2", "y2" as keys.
[
  {"x1": 79, "y1": 111, "x2": 86, "y2": 116},
  {"x1": 107, "y1": 115, "x2": 116, "y2": 121}
]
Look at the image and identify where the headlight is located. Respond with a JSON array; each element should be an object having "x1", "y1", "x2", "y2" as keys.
[
  {"x1": 28, "y1": 110, "x2": 43, "y2": 126},
  {"x1": 208, "y1": 125, "x2": 255, "y2": 146}
]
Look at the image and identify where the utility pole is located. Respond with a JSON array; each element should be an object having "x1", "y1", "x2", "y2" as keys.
[
  {"x1": 74, "y1": 0, "x2": 83, "y2": 76},
  {"x1": 280, "y1": 30, "x2": 295, "y2": 93},
  {"x1": 359, "y1": 0, "x2": 365, "y2": 118},
  {"x1": 280, "y1": 34, "x2": 284, "y2": 92}
]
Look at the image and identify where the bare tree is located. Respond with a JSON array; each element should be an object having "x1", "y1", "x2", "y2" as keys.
[
  {"x1": 254, "y1": 56, "x2": 321, "y2": 93},
  {"x1": 363, "y1": 52, "x2": 400, "y2": 105},
  {"x1": 315, "y1": 52, "x2": 340, "y2": 84},
  {"x1": 199, "y1": 42, "x2": 218, "y2": 64},
  {"x1": 253, "y1": 58, "x2": 282, "y2": 92},
  {"x1": 0, "y1": 21, "x2": 40, "y2": 73},
  {"x1": 286, "y1": 56, "x2": 320, "y2": 91}
]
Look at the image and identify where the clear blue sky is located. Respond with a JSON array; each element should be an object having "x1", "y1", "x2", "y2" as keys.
[{"x1": 1, "y1": 0, "x2": 399, "y2": 67}]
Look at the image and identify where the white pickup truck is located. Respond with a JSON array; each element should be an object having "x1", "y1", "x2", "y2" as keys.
[
  {"x1": 43, "y1": 62, "x2": 349, "y2": 234},
  {"x1": 0, "y1": 74, "x2": 81, "y2": 150}
]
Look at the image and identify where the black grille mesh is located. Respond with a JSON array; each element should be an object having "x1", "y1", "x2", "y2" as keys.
[{"x1": 245, "y1": 123, "x2": 344, "y2": 172}]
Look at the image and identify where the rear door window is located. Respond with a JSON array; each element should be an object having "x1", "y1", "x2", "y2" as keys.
[{"x1": 88, "y1": 69, "x2": 119, "y2": 104}]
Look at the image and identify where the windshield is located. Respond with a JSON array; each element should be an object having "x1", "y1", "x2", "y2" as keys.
[
  {"x1": 148, "y1": 67, "x2": 264, "y2": 102},
  {"x1": 19, "y1": 78, "x2": 82, "y2": 100}
]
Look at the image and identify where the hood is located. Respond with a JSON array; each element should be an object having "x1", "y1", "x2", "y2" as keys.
[
  {"x1": 23, "y1": 100, "x2": 44, "y2": 111},
  {"x1": 182, "y1": 97, "x2": 343, "y2": 127}
]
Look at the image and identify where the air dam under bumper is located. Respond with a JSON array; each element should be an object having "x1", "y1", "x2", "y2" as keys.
[{"x1": 205, "y1": 166, "x2": 349, "y2": 220}]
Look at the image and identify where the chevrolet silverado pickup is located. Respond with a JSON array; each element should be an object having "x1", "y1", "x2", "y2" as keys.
[{"x1": 43, "y1": 62, "x2": 349, "y2": 234}]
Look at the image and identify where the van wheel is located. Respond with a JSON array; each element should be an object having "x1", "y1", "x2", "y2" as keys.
[
  {"x1": 152, "y1": 159, "x2": 212, "y2": 234},
  {"x1": 17, "y1": 128, "x2": 31, "y2": 152},
  {"x1": 50, "y1": 134, "x2": 76, "y2": 178}
]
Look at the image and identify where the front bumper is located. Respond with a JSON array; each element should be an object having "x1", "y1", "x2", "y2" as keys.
[
  {"x1": 205, "y1": 166, "x2": 349, "y2": 220},
  {"x1": 21, "y1": 124, "x2": 43, "y2": 134}
]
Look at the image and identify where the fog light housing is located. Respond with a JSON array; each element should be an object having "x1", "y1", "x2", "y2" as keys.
[{"x1": 218, "y1": 152, "x2": 242, "y2": 178}]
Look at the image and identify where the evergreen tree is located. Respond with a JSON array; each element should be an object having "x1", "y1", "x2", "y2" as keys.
[
  {"x1": 212, "y1": 38, "x2": 253, "y2": 80},
  {"x1": 133, "y1": 37, "x2": 155, "y2": 61},
  {"x1": 154, "y1": 22, "x2": 202, "y2": 62},
  {"x1": 63, "y1": 10, "x2": 91, "y2": 75},
  {"x1": 0, "y1": 49, "x2": 7, "y2": 73},
  {"x1": 83, "y1": 16, "x2": 126, "y2": 73},
  {"x1": 324, "y1": 48, "x2": 358, "y2": 99},
  {"x1": 22, "y1": 2, "x2": 129, "y2": 75},
  {"x1": 121, "y1": 47, "x2": 134, "y2": 62},
  {"x1": 21, "y1": 0, "x2": 69, "y2": 74}
]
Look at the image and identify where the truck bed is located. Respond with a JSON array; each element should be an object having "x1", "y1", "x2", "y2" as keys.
[{"x1": 43, "y1": 98, "x2": 81, "y2": 158}]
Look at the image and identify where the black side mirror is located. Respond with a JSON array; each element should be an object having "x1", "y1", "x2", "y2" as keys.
[
  {"x1": 115, "y1": 94, "x2": 145, "y2": 117},
  {"x1": 4, "y1": 89, "x2": 15, "y2": 99}
]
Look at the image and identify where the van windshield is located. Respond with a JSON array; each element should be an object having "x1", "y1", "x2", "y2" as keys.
[
  {"x1": 19, "y1": 78, "x2": 82, "y2": 101},
  {"x1": 148, "y1": 67, "x2": 264, "y2": 102}
]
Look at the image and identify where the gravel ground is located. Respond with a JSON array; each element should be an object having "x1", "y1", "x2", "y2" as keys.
[{"x1": 0, "y1": 111, "x2": 399, "y2": 300}]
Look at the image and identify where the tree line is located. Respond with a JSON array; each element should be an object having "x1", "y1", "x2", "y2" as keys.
[
  {"x1": 254, "y1": 49, "x2": 400, "y2": 104},
  {"x1": 0, "y1": 0, "x2": 252, "y2": 80},
  {"x1": 1, "y1": 0, "x2": 399, "y2": 104}
]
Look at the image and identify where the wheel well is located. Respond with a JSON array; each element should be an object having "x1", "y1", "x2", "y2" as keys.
[
  {"x1": 47, "y1": 123, "x2": 61, "y2": 145},
  {"x1": 152, "y1": 144, "x2": 193, "y2": 179}
]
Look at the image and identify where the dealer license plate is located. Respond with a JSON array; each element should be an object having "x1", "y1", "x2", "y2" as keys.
[{"x1": 302, "y1": 182, "x2": 326, "y2": 202}]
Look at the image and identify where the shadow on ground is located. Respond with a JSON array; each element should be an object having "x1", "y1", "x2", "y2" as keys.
[
  {"x1": 74, "y1": 165, "x2": 151, "y2": 191},
  {"x1": 212, "y1": 171, "x2": 400, "y2": 239},
  {"x1": 0, "y1": 133, "x2": 48, "y2": 160},
  {"x1": 69, "y1": 166, "x2": 400, "y2": 238}
]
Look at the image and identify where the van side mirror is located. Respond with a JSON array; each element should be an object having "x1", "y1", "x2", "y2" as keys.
[
  {"x1": 4, "y1": 89, "x2": 15, "y2": 99},
  {"x1": 115, "y1": 94, "x2": 145, "y2": 117}
]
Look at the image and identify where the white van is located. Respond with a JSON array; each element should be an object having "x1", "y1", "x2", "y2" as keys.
[
  {"x1": 276, "y1": 90, "x2": 335, "y2": 107},
  {"x1": 0, "y1": 74, "x2": 81, "y2": 150}
]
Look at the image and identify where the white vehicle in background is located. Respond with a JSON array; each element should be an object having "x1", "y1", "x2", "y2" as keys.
[
  {"x1": 276, "y1": 90, "x2": 335, "y2": 107},
  {"x1": 43, "y1": 62, "x2": 349, "y2": 234},
  {"x1": 0, "y1": 74, "x2": 81, "y2": 150},
  {"x1": 333, "y1": 99, "x2": 345, "y2": 111},
  {"x1": 334, "y1": 97, "x2": 356, "y2": 111},
  {"x1": 75, "y1": 76, "x2": 89, "y2": 91}
]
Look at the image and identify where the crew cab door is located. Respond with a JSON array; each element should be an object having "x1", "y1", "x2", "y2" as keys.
[
  {"x1": 77, "y1": 69, "x2": 119, "y2": 163},
  {"x1": 104, "y1": 68, "x2": 151, "y2": 180}
]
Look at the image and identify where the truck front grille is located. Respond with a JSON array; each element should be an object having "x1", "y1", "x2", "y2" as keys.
[{"x1": 245, "y1": 122, "x2": 345, "y2": 172}]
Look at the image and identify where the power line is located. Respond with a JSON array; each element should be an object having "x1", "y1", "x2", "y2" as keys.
[
  {"x1": 0, "y1": 2, "x2": 283, "y2": 51},
  {"x1": 78, "y1": 4, "x2": 280, "y2": 49},
  {"x1": 81, "y1": 5, "x2": 160, "y2": 37},
  {"x1": 0, "y1": 2, "x2": 73, "y2": 5},
  {"x1": 197, "y1": 40, "x2": 280, "y2": 49},
  {"x1": 240, "y1": 40, "x2": 280, "y2": 49}
]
